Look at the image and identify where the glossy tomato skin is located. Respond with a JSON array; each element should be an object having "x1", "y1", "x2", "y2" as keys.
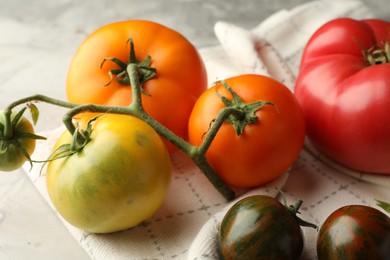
[
  {"x1": 46, "y1": 114, "x2": 171, "y2": 233},
  {"x1": 294, "y1": 18, "x2": 390, "y2": 173},
  {"x1": 220, "y1": 195, "x2": 304, "y2": 259},
  {"x1": 0, "y1": 110, "x2": 36, "y2": 171},
  {"x1": 66, "y1": 20, "x2": 207, "y2": 151},
  {"x1": 317, "y1": 205, "x2": 390, "y2": 260},
  {"x1": 188, "y1": 74, "x2": 305, "y2": 188}
]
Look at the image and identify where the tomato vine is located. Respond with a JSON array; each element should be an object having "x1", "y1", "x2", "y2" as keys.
[
  {"x1": 2, "y1": 34, "x2": 291, "y2": 201},
  {"x1": 2, "y1": 53, "x2": 271, "y2": 200}
]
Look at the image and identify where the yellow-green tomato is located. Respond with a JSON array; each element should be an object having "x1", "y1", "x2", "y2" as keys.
[
  {"x1": 46, "y1": 114, "x2": 172, "y2": 233},
  {"x1": 0, "y1": 110, "x2": 36, "y2": 171}
]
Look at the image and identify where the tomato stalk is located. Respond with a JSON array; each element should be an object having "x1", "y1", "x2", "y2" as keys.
[
  {"x1": 287, "y1": 200, "x2": 318, "y2": 230},
  {"x1": 2, "y1": 109, "x2": 13, "y2": 139},
  {"x1": 196, "y1": 106, "x2": 244, "y2": 155},
  {"x1": 4, "y1": 67, "x2": 236, "y2": 199},
  {"x1": 3, "y1": 45, "x2": 279, "y2": 201},
  {"x1": 6, "y1": 94, "x2": 78, "y2": 111},
  {"x1": 279, "y1": 191, "x2": 318, "y2": 230},
  {"x1": 4, "y1": 94, "x2": 78, "y2": 142},
  {"x1": 2, "y1": 66, "x2": 281, "y2": 200},
  {"x1": 59, "y1": 63, "x2": 236, "y2": 200},
  {"x1": 126, "y1": 63, "x2": 251, "y2": 200}
]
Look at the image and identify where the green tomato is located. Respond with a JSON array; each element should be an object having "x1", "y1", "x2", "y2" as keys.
[
  {"x1": 46, "y1": 114, "x2": 172, "y2": 233},
  {"x1": 0, "y1": 109, "x2": 36, "y2": 171}
]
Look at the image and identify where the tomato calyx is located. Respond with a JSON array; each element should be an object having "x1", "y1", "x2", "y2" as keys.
[
  {"x1": 37, "y1": 118, "x2": 94, "y2": 173},
  {"x1": 215, "y1": 80, "x2": 278, "y2": 135},
  {"x1": 287, "y1": 200, "x2": 319, "y2": 230},
  {"x1": 363, "y1": 41, "x2": 390, "y2": 66},
  {"x1": 279, "y1": 192, "x2": 318, "y2": 230},
  {"x1": 0, "y1": 107, "x2": 46, "y2": 169},
  {"x1": 46, "y1": 116, "x2": 99, "y2": 164},
  {"x1": 100, "y1": 38, "x2": 156, "y2": 90}
]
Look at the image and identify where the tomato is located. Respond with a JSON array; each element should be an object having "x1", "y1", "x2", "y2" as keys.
[
  {"x1": 0, "y1": 109, "x2": 36, "y2": 171},
  {"x1": 66, "y1": 20, "x2": 207, "y2": 151},
  {"x1": 45, "y1": 114, "x2": 172, "y2": 233},
  {"x1": 317, "y1": 205, "x2": 390, "y2": 259},
  {"x1": 188, "y1": 74, "x2": 305, "y2": 188},
  {"x1": 294, "y1": 18, "x2": 390, "y2": 173},
  {"x1": 219, "y1": 195, "x2": 312, "y2": 259}
]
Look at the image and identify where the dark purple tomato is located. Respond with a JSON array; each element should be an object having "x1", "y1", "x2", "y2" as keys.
[
  {"x1": 219, "y1": 195, "x2": 314, "y2": 259},
  {"x1": 317, "y1": 205, "x2": 390, "y2": 260}
]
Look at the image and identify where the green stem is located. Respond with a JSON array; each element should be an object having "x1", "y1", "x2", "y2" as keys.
[
  {"x1": 125, "y1": 63, "x2": 235, "y2": 200},
  {"x1": 193, "y1": 155, "x2": 235, "y2": 199},
  {"x1": 291, "y1": 200, "x2": 303, "y2": 213},
  {"x1": 127, "y1": 63, "x2": 146, "y2": 115},
  {"x1": 127, "y1": 63, "x2": 193, "y2": 154},
  {"x1": 6, "y1": 94, "x2": 78, "y2": 111},
  {"x1": 62, "y1": 104, "x2": 131, "y2": 135},
  {"x1": 198, "y1": 107, "x2": 245, "y2": 155},
  {"x1": 3, "y1": 109, "x2": 13, "y2": 139},
  {"x1": 3, "y1": 68, "x2": 238, "y2": 200},
  {"x1": 62, "y1": 101, "x2": 235, "y2": 200},
  {"x1": 59, "y1": 64, "x2": 237, "y2": 200},
  {"x1": 289, "y1": 199, "x2": 318, "y2": 230},
  {"x1": 3, "y1": 95, "x2": 78, "y2": 139}
]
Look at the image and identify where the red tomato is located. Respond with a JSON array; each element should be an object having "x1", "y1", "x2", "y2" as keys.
[
  {"x1": 188, "y1": 74, "x2": 305, "y2": 188},
  {"x1": 294, "y1": 18, "x2": 390, "y2": 173},
  {"x1": 66, "y1": 20, "x2": 207, "y2": 151}
]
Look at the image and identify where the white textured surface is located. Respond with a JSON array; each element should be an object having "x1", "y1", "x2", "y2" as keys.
[{"x1": 0, "y1": 0, "x2": 389, "y2": 259}]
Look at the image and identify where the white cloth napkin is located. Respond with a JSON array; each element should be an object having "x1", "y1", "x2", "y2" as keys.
[{"x1": 23, "y1": 1, "x2": 390, "y2": 260}]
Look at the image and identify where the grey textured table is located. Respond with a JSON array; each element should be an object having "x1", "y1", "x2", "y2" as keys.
[{"x1": 0, "y1": 0, "x2": 388, "y2": 259}]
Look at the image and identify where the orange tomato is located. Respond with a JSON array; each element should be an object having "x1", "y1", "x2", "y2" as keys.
[
  {"x1": 66, "y1": 20, "x2": 207, "y2": 151},
  {"x1": 188, "y1": 74, "x2": 305, "y2": 188}
]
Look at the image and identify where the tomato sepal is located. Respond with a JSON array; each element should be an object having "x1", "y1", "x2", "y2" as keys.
[
  {"x1": 100, "y1": 38, "x2": 156, "y2": 91},
  {"x1": 0, "y1": 107, "x2": 46, "y2": 171},
  {"x1": 39, "y1": 115, "x2": 101, "y2": 170},
  {"x1": 281, "y1": 194, "x2": 318, "y2": 230},
  {"x1": 215, "y1": 80, "x2": 278, "y2": 135}
]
